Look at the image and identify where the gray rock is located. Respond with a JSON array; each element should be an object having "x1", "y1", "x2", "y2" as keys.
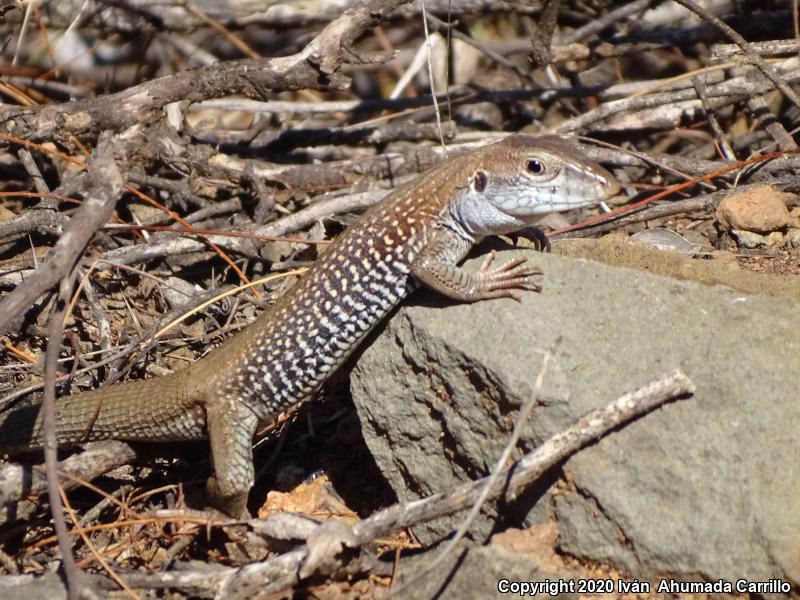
[
  {"x1": 787, "y1": 228, "x2": 800, "y2": 249},
  {"x1": 731, "y1": 228, "x2": 768, "y2": 248},
  {"x1": 731, "y1": 228, "x2": 786, "y2": 249},
  {"x1": 394, "y1": 541, "x2": 571, "y2": 600},
  {"x1": 350, "y1": 249, "x2": 800, "y2": 584},
  {"x1": 161, "y1": 276, "x2": 200, "y2": 309},
  {"x1": 0, "y1": 573, "x2": 66, "y2": 600},
  {"x1": 454, "y1": 102, "x2": 504, "y2": 131}
]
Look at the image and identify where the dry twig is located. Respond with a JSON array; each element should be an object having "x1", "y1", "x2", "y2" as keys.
[{"x1": 118, "y1": 370, "x2": 693, "y2": 598}]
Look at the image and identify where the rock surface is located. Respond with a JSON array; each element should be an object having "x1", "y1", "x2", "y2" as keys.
[
  {"x1": 350, "y1": 246, "x2": 800, "y2": 584},
  {"x1": 554, "y1": 234, "x2": 800, "y2": 296},
  {"x1": 395, "y1": 540, "x2": 568, "y2": 600},
  {"x1": 0, "y1": 573, "x2": 66, "y2": 600}
]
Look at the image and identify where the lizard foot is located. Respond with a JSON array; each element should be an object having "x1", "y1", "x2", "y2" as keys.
[
  {"x1": 473, "y1": 250, "x2": 543, "y2": 301},
  {"x1": 205, "y1": 475, "x2": 251, "y2": 519}
]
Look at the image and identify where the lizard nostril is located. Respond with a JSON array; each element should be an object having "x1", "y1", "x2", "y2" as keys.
[{"x1": 473, "y1": 171, "x2": 488, "y2": 192}]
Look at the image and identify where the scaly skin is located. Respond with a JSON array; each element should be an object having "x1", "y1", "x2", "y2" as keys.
[{"x1": 0, "y1": 136, "x2": 618, "y2": 516}]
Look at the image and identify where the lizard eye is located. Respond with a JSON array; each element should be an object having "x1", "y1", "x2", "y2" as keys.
[
  {"x1": 527, "y1": 159, "x2": 545, "y2": 175},
  {"x1": 473, "y1": 170, "x2": 488, "y2": 192}
]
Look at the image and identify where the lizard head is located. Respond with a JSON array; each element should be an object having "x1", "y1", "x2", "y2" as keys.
[{"x1": 451, "y1": 135, "x2": 619, "y2": 236}]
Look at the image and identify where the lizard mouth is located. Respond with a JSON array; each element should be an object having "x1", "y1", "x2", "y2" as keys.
[
  {"x1": 600, "y1": 173, "x2": 620, "y2": 199},
  {"x1": 589, "y1": 164, "x2": 620, "y2": 200}
]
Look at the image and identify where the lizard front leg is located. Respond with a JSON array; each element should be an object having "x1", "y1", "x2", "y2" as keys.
[{"x1": 410, "y1": 227, "x2": 543, "y2": 302}]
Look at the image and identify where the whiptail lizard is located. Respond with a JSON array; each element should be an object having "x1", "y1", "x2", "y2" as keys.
[{"x1": 0, "y1": 136, "x2": 618, "y2": 516}]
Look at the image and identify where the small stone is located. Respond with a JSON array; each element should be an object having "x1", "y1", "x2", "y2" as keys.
[
  {"x1": 765, "y1": 231, "x2": 785, "y2": 248},
  {"x1": 716, "y1": 185, "x2": 792, "y2": 233},
  {"x1": 731, "y1": 229, "x2": 767, "y2": 249},
  {"x1": 161, "y1": 276, "x2": 199, "y2": 309},
  {"x1": 631, "y1": 228, "x2": 699, "y2": 253},
  {"x1": 260, "y1": 240, "x2": 295, "y2": 264},
  {"x1": 128, "y1": 202, "x2": 162, "y2": 224},
  {"x1": 454, "y1": 102, "x2": 504, "y2": 130},
  {"x1": 787, "y1": 228, "x2": 800, "y2": 248}
]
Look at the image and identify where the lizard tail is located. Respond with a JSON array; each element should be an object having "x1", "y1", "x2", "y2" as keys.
[{"x1": 0, "y1": 374, "x2": 207, "y2": 452}]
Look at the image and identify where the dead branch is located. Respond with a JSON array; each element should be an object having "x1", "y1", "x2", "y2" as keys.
[
  {"x1": 0, "y1": 441, "x2": 137, "y2": 524},
  {"x1": 118, "y1": 370, "x2": 693, "y2": 597},
  {"x1": 0, "y1": 133, "x2": 127, "y2": 337},
  {"x1": 1, "y1": 0, "x2": 412, "y2": 146}
]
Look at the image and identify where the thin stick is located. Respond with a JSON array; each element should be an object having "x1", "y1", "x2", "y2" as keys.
[
  {"x1": 421, "y1": 0, "x2": 447, "y2": 156},
  {"x1": 43, "y1": 271, "x2": 82, "y2": 599},
  {"x1": 59, "y1": 487, "x2": 141, "y2": 599},
  {"x1": 153, "y1": 269, "x2": 307, "y2": 339},
  {"x1": 692, "y1": 76, "x2": 736, "y2": 161}
]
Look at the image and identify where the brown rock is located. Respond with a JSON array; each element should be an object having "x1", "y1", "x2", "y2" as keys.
[
  {"x1": 791, "y1": 207, "x2": 800, "y2": 228},
  {"x1": 716, "y1": 185, "x2": 792, "y2": 233}
]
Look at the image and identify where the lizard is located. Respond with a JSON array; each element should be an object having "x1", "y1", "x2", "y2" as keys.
[{"x1": 0, "y1": 135, "x2": 618, "y2": 517}]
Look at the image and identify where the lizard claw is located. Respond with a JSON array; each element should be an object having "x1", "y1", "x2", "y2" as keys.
[{"x1": 472, "y1": 252, "x2": 543, "y2": 300}]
